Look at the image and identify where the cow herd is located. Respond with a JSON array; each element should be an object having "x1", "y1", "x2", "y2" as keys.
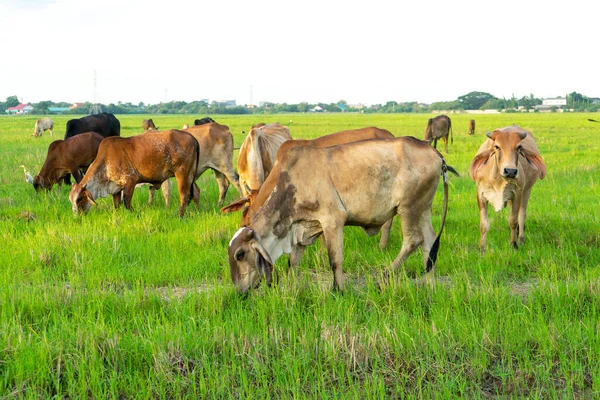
[{"x1": 27, "y1": 113, "x2": 547, "y2": 294}]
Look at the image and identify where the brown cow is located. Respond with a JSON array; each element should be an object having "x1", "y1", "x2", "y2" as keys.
[
  {"x1": 237, "y1": 123, "x2": 292, "y2": 196},
  {"x1": 142, "y1": 119, "x2": 157, "y2": 131},
  {"x1": 33, "y1": 132, "x2": 104, "y2": 192},
  {"x1": 468, "y1": 119, "x2": 476, "y2": 135},
  {"x1": 222, "y1": 126, "x2": 396, "y2": 248},
  {"x1": 424, "y1": 115, "x2": 453, "y2": 152},
  {"x1": 469, "y1": 125, "x2": 546, "y2": 254},
  {"x1": 227, "y1": 136, "x2": 456, "y2": 294},
  {"x1": 69, "y1": 129, "x2": 199, "y2": 217}
]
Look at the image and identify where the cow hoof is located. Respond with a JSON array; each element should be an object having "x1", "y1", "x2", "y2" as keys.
[{"x1": 511, "y1": 241, "x2": 518, "y2": 250}]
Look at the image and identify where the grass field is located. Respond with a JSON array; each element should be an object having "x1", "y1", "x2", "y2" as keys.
[{"x1": 1, "y1": 112, "x2": 599, "y2": 398}]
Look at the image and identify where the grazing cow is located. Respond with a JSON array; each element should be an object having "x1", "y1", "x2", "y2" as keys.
[
  {"x1": 69, "y1": 129, "x2": 199, "y2": 217},
  {"x1": 65, "y1": 113, "x2": 121, "y2": 139},
  {"x1": 179, "y1": 122, "x2": 242, "y2": 206},
  {"x1": 194, "y1": 117, "x2": 215, "y2": 126},
  {"x1": 424, "y1": 115, "x2": 453, "y2": 152},
  {"x1": 468, "y1": 119, "x2": 476, "y2": 135},
  {"x1": 222, "y1": 126, "x2": 396, "y2": 248},
  {"x1": 227, "y1": 136, "x2": 456, "y2": 294},
  {"x1": 33, "y1": 132, "x2": 104, "y2": 192},
  {"x1": 237, "y1": 123, "x2": 292, "y2": 196},
  {"x1": 469, "y1": 125, "x2": 546, "y2": 254},
  {"x1": 142, "y1": 119, "x2": 157, "y2": 131},
  {"x1": 33, "y1": 118, "x2": 54, "y2": 137}
]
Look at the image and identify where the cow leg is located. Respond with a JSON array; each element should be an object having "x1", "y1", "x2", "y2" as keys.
[
  {"x1": 161, "y1": 180, "x2": 171, "y2": 207},
  {"x1": 388, "y1": 212, "x2": 423, "y2": 276},
  {"x1": 148, "y1": 185, "x2": 156, "y2": 205},
  {"x1": 49, "y1": 128, "x2": 54, "y2": 137},
  {"x1": 443, "y1": 136, "x2": 448, "y2": 153},
  {"x1": 478, "y1": 192, "x2": 490, "y2": 255},
  {"x1": 113, "y1": 191, "x2": 123, "y2": 209},
  {"x1": 322, "y1": 224, "x2": 345, "y2": 292},
  {"x1": 518, "y1": 188, "x2": 533, "y2": 245},
  {"x1": 121, "y1": 184, "x2": 136, "y2": 211},
  {"x1": 509, "y1": 196, "x2": 522, "y2": 250},
  {"x1": 433, "y1": 138, "x2": 438, "y2": 149},
  {"x1": 174, "y1": 174, "x2": 193, "y2": 217},
  {"x1": 214, "y1": 170, "x2": 229, "y2": 206},
  {"x1": 379, "y1": 217, "x2": 393, "y2": 249},
  {"x1": 71, "y1": 169, "x2": 83, "y2": 184}
]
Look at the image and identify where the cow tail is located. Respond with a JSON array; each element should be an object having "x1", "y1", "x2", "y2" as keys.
[
  {"x1": 426, "y1": 158, "x2": 450, "y2": 273},
  {"x1": 190, "y1": 138, "x2": 200, "y2": 200},
  {"x1": 449, "y1": 118, "x2": 454, "y2": 144}
]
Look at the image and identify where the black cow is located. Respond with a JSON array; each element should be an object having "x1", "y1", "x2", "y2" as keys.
[
  {"x1": 65, "y1": 113, "x2": 121, "y2": 139},
  {"x1": 194, "y1": 117, "x2": 216, "y2": 126}
]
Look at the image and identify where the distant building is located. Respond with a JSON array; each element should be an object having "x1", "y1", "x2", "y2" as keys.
[
  {"x1": 70, "y1": 102, "x2": 85, "y2": 109},
  {"x1": 5, "y1": 103, "x2": 33, "y2": 114},
  {"x1": 309, "y1": 105, "x2": 324, "y2": 112},
  {"x1": 48, "y1": 107, "x2": 71, "y2": 114},
  {"x1": 542, "y1": 98, "x2": 567, "y2": 107},
  {"x1": 211, "y1": 100, "x2": 236, "y2": 108}
]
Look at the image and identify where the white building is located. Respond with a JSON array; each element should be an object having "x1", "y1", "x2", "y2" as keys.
[{"x1": 542, "y1": 98, "x2": 567, "y2": 106}]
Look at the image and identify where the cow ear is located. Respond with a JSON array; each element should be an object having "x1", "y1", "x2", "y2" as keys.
[
  {"x1": 521, "y1": 150, "x2": 547, "y2": 180},
  {"x1": 220, "y1": 196, "x2": 250, "y2": 214},
  {"x1": 469, "y1": 149, "x2": 494, "y2": 181}
]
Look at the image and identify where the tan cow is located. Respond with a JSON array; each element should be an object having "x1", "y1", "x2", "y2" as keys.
[
  {"x1": 424, "y1": 115, "x2": 452, "y2": 152},
  {"x1": 33, "y1": 132, "x2": 104, "y2": 192},
  {"x1": 69, "y1": 129, "x2": 199, "y2": 217},
  {"x1": 33, "y1": 118, "x2": 54, "y2": 137},
  {"x1": 142, "y1": 119, "x2": 157, "y2": 131},
  {"x1": 227, "y1": 136, "x2": 456, "y2": 294},
  {"x1": 222, "y1": 126, "x2": 396, "y2": 248},
  {"x1": 237, "y1": 123, "x2": 292, "y2": 196},
  {"x1": 469, "y1": 125, "x2": 546, "y2": 254}
]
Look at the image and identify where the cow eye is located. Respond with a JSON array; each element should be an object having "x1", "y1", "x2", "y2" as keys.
[
  {"x1": 516, "y1": 145, "x2": 522, "y2": 151},
  {"x1": 235, "y1": 250, "x2": 245, "y2": 261},
  {"x1": 494, "y1": 145, "x2": 500, "y2": 150}
]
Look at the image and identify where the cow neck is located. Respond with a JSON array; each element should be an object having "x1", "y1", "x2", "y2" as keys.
[{"x1": 251, "y1": 206, "x2": 295, "y2": 266}]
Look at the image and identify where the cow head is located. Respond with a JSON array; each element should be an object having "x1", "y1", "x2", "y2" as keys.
[
  {"x1": 32, "y1": 175, "x2": 47, "y2": 192},
  {"x1": 69, "y1": 183, "x2": 97, "y2": 214},
  {"x1": 470, "y1": 128, "x2": 546, "y2": 181},
  {"x1": 227, "y1": 227, "x2": 273, "y2": 294}
]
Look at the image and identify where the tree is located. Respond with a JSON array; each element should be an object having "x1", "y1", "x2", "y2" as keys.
[
  {"x1": 5, "y1": 95, "x2": 19, "y2": 108},
  {"x1": 34, "y1": 101, "x2": 52, "y2": 114},
  {"x1": 457, "y1": 91, "x2": 496, "y2": 110}
]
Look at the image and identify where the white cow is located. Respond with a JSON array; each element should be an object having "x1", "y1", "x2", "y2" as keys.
[{"x1": 33, "y1": 118, "x2": 54, "y2": 137}]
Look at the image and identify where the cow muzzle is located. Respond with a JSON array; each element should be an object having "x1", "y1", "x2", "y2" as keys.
[{"x1": 502, "y1": 167, "x2": 518, "y2": 179}]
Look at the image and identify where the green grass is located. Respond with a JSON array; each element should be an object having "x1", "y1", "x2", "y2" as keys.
[{"x1": 1, "y1": 112, "x2": 599, "y2": 398}]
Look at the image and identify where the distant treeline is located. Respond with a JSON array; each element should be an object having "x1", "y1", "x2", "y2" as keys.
[{"x1": 2, "y1": 91, "x2": 599, "y2": 115}]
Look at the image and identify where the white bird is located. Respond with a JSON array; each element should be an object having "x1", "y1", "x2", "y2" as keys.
[{"x1": 20, "y1": 165, "x2": 34, "y2": 184}]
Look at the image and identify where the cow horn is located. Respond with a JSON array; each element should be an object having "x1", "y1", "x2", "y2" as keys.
[
  {"x1": 244, "y1": 228, "x2": 254, "y2": 241},
  {"x1": 486, "y1": 131, "x2": 494, "y2": 139}
]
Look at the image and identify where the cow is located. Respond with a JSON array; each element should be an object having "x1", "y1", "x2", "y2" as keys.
[
  {"x1": 468, "y1": 119, "x2": 476, "y2": 135},
  {"x1": 142, "y1": 119, "x2": 157, "y2": 131},
  {"x1": 194, "y1": 117, "x2": 215, "y2": 126},
  {"x1": 33, "y1": 132, "x2": 104, "y2": 192},
  {"x1": 179, "y1": 122, "x2": 242, "y2": 206},
  {"x1": 221, "y1": 126, "x2": 396, "y2": 248},
  {"x1": 182, "y1": 124, "x2": 190, "y2": 129},
  {"x1": 469, "y1": 125, "x2": 546, "y2": 254},
  {"x1": 33, "y1": 118, "x2": 54, "y2": 137},
  {"x1": 227, "y1": 136, "x2": 456, "y2": 294},
  {"x1": 69, "y1": 129, "x2": 199, "y2": 217},
  {"x1": 237, "y1": 123, "x2": 292, "y2": 196},
  {"x1": 424, "y1": 115, "x2": 452, "y2": 152},
  {"x1": 65, "y1": 112, "x2": 120, "y2": 139}
]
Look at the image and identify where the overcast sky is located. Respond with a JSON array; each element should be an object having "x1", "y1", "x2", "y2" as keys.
[{"x1": 0, "y1": 0, "x2": 597, "y2": 106}]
